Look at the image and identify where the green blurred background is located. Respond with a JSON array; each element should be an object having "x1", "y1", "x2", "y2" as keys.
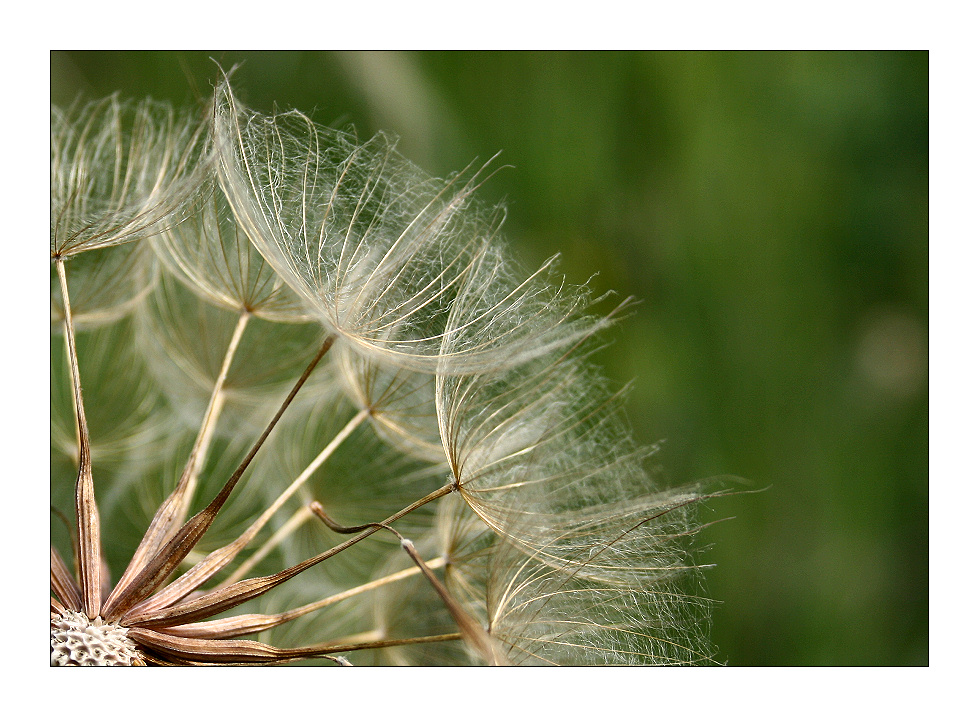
[{"x1": 51, "y1": 51, "x2": 927, "y2": 666}]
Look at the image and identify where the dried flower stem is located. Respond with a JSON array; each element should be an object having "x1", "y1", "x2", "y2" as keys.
[
  {"x1": 51, "y1": 546, "x2": 83, "y2": 610},
  {"x1": 219, "y1": 408, "x2": 370, "y2": 585},
  {"x1": 133, "y1": 632, "x2": 462, "y2": 665},
  {"x1": 173, "y1": 310, "x2": 251, "y2": 522},
  {"x1": 317, "y1": 633, "x2": 462, "y2": 654},
  {"x1": 101, "y1": 334, "x2": 335, "y2": 621},
  {"x1": 136, "y1": 407, "x2": 370, "y2": 612},
  {"x1": 219, "y1": 504, "x2": 314, "y2": 587},
  {"x1": 159, "y1": 556, "x2": 446, "y2": 640},
  {"x1": 113, "y1": 310, "x2": 249, "y2": 598},
  {"x1": 312, "y1": 508, "x2": 507, "y2": 666},
  {"x1": 123, "y1": 483, "x2": 454, "y2": 629},
  {"x1": 56, "y1": 258, "x2": 102, "y2": 618}
]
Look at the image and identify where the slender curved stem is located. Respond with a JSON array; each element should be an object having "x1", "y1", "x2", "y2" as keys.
[{"x1": 56, "y1": 258, "x2": 102, "y2": 618}]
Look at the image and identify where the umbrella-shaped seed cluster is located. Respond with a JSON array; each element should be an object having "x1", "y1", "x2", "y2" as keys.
[{"x1": 50, "y1": 76, "x2": 721, "y2": 666}]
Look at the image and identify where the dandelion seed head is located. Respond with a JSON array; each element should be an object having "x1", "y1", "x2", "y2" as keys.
[
  {"x1": 51, "y1": 95, "x2": 208, "y2": 259},
  {"x1": 152, "y1": 183, "x2": 311, "y2": 321},
  {"x1": 50, "y1": 75, "x2": 721, "y2": 667},
  {"x1": 213, "y1": 80, "x2": 609, "y2": 374}
]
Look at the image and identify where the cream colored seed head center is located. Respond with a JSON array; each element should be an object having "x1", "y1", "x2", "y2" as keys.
[{"x1": 51, "y1": 610, "x2": 143, "y2": 666}]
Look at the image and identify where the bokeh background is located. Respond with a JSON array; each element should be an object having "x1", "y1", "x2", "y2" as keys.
[{"x1": 51, "y1": 50, "x2": 927, "y2": 666}]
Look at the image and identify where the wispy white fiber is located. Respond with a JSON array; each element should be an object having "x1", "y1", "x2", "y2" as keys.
[
  {"x1": 51, "y1": 95, "x2": 208, "y2": 258},
  {"x1": 212, "y1": 79, "x2": 611, "y2": 374}
]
